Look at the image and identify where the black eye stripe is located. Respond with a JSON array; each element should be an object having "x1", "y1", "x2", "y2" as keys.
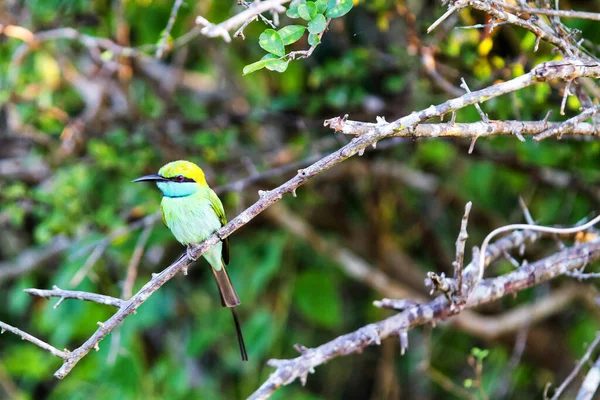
[{"x1": 169, "y1": 176, "x2": 195, "y2": 182}]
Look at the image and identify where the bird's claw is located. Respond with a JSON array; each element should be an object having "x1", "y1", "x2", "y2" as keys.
[{"x1": 186, "y1": 246, "x2": 198, "y2": 262}]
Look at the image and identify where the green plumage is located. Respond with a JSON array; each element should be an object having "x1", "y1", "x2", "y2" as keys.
[
  {"x1": 160, "y1": 187, "x2": 229, "y2": 269},
  {"x1": 133, "y1": 159, "x2": 247, "y2": 361}
]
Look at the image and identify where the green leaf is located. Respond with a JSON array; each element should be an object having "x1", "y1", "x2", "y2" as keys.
[
  {"x1": 315, "y1": 0, "x2": 328, "y2": 13},
  {"x1": 243, "y1": 59, "x2": 270, "y2": 75},
  {"x1": 298, "y1": 1, "x2": 317, "y2": 20},
  {"x1": 262, "y1": 54, "x2": 290, "y2": 73},
  {"x1": 286, "y1": 6, "x2": 300, "y2": 18},
  {"x1": 259, "y1": 29, "x2": 285, "y2": 57},
  {"x1": 308, "y1": 33, "x2": 321, "y2": 46},
  {"x1": 294, "y1": 270, "x2": 342, "y2": 329},
  {"x1": 326, "y1": 0, "x2": 353, "y2": 18},
  {"x1": 308, "y1": 13, "x2": 327, "y2": 34},
  {"x1": 278, "y1": 25, "x2": 307, "y2": 45},
  {"x1": 263, "y1": 54, "x2": 290, "y2": 72}
]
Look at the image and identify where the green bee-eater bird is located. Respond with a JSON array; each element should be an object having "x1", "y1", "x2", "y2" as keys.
[{"x1": 133, "y1": 160, "x2": 247, "y2": 361}]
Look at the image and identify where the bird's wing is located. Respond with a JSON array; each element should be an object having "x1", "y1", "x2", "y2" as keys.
[
  {"x1": 209, "y1": 189, "x2": 230, "y2": 265},
  {"x1": 159, "y1": 202, "x2": 167, "y2": 227}
]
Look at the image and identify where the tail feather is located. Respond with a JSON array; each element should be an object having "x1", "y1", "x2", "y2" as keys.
[
  {"x1": 231, "y1": 308, "x2": 248, "y2": 361},
  {"x1": 211, "y1": 266, "x2": 240, "y2": 307},
  {"x1": 211, "y1": 265, "x2": 248, "y2": 361}
]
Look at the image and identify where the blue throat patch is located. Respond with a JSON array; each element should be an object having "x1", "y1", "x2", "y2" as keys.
[{"x1": 156, "y1": 181, "x2": 199, "y2": 198}]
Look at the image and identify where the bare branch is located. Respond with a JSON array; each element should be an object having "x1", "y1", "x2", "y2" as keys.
[
  {"x1": 502, "y1": 3, "x2": 600, "y2": 22},
  {"x1": 196, "y1": 0, "x2": 289, "y2": 42},
  {"x1": 476, "y1": 214, "x2": 600, "y2": 285},
  {"x1": 534, "y1": 104, "x2": 600, "y2": 141},
  {"x1": 576, "y1": 352, "x2": 600, "y2": 400},
  {"x1": 249, "y1": 239, "x2": 600, "y2": 399},
  {"x1": 155, "y1": 0, "x2": 184, "y2": 58},
  {"x1": 25, "y1": 286, "x2": 125, "y2": 308},
  {"x1": 0, "y1": 321, "x2": 69, "y2": 359},
  {"x1": 122, "y1": 223, "x2": 153, "y2": 299},
  {"x1": 427, "y1": 0, "x2": 468, "y2": 33},
  {"x1": 549, "y1": 332, "x2": 600, "y2": 399},
  {"x1": 325, "y1": 58, "x2": 600, "y2": 138},
  {"x1": 453, "y1": 202, "x2": 472, "y2": 298}
]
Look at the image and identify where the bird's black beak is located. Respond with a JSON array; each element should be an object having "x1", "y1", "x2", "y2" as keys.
[{"x1": 132, "y1": 174, "x2": 167, "y2": 183}]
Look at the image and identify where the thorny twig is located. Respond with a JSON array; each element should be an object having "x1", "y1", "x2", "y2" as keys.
[
  {"x1": 546, "y1": 332, "x2": 600, "y2": 400},
  {"x1": 453, "y1": 202, "x2": 472, "y2": 299},
  {"x1": 534, "y1": 104, "x2": 600, "y2": 141},
  {"x1": 249, "y1": 238, "x2": 600, "y2": 399}
]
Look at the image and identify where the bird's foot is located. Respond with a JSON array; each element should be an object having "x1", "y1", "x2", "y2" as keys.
[{"x1": 186, "y1": 246, "x2": 199, "y2": 262}]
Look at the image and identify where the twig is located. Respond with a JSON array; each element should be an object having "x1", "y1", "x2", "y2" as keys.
[
  {"x1": 122, "y1": 223, "x2": 153, "y2": 299},
  {"x1": 155, "y1": 0, "x2": 184, "y2": 58},
  {"x1": 548, "y1": 331, "x2": 600, "y2": 399},
  {"x1": 287, "y1": 18, "x2": 331, "y2": 60},
  {"x1": 24, "y1": 286, "x2": 125, "y2": 308},
  {"x1": 427, "y1": 0, "x2": 468, "y2": 33},
  {"x1": 69, "y1": 242, "x2": 108, "y2": 287},
  {"x1": 560, "y1": 80, "x2": 572, "y2": 115},
  {"x1": 325, "y1": 58, "x2": 600, "y2": 138},
  {"x1": 477, "y1": 214, "x2": 600, "y2": 285},
  {"x1": 576, "y1": 353, "x2": 600, "y2": 400},
  {"x1": 534, "y1": 104, "x2": 600, "y2": 141},
  {"x1": 453, "y1": 202, "x2": 472, "y2": 298},
  {"x1": 196, "y1": 0, "x2": 289, "y2": 42},
  {"x1": 502, "y1": 3, "x2": 600, "y2": 22},
  {"x1": 460, "y1": 77, "x2": 488, "y2": 122},
  {"x1": 0, "y1": 321, "x2": 69, "y2": 359}
]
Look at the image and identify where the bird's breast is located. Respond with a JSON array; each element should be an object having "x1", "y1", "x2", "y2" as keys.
[{"x1": 161, "y1": 194, "x2": 222, "y2": 246}]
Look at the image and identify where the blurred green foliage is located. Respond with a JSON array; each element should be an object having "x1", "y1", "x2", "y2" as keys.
[{"x1": 1, "y1": 0, "x2": 600, "y2": 399}]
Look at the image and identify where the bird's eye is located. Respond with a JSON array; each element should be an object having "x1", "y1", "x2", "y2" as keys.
[{"x1": 176, "y1": 175, "x2": 185, "y2": 182}]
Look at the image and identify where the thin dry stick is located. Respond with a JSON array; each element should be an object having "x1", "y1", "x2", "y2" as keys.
[
  {"x1": 155, "y1": 0, "x2": 184, "y2": 58},
  {"x1": 24, "y1": 286, "x2": 125, "y2": 308},
  {"x1": 196, "y1": 0, "x2": 289, "y2": 42},
  {"x1": 69, "y1": 243, "x2": 108, "y2": 287},
  {"x1": 549, "y1": 331, "x2": 600, "y2": 400},
  {"x1": 502, "y1": 3, "x2": 600, "y2": 22},
  {"x1": 576, "y1": 354, "x2": 600, "y2": 400},
  {"x1": 534, "y1": 104, "x2": 600, "y2": 141},
  {"x1": 453, "y1": 202, "x2": 472, "y2": 298},
  {"x1": 477, "y1": 214, "x2": 600, "y2": 284},
  {"x1": 0, "y1": 321, "x2": 68, "y2": 359},
  {"x1": 122, "y1": 223, "x2": 153, "y2": 299},
  {"x1": 427, "y1": 0, "x2": 468, "y2": 33}
]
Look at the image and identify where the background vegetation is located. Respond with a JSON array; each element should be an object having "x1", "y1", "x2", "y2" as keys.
[{"x1": 1, "y1": 0, "x2": 600, "y2": 399}]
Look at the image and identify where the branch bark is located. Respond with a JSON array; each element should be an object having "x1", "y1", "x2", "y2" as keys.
[{"x1": 250, "y1": 239, "x2": 600, "y2": 399}]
